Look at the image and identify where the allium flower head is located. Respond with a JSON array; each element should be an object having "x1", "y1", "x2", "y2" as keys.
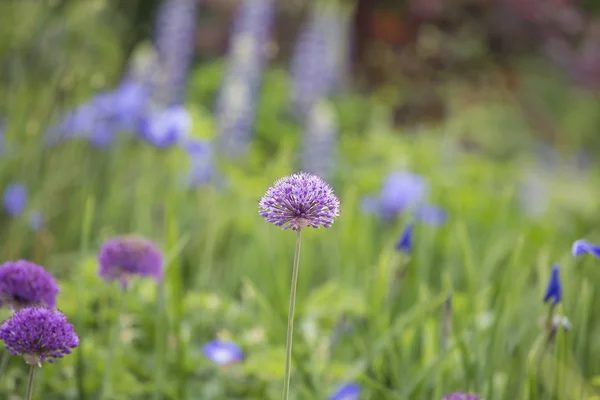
[
  {"x1": 395, "y1": 223, "x2": 414, "y2": 254},
  {"x1": 3, "y1": 183, "x2": 27, "y2": 217},
  {"x1": 98, "y1": 235, "x2": 163, "y2": 288},
  {"x1": 329, "y1": 382, "x2": 361, "y2": 400},
  {"x1": 543, "y1": 264, "x2": 562, "y2": 305},
  {"x1": 259, "y1": 172, "x2": 340, "y2": 231},
  {"x1": 202, "y1": 340, "x2": 244, "y2": 365},
  {"x1": 0, "y1": 260, "x2": 59, "y2": 310},
  {"x1": 442, "y1": 393, "x2": 480, "y2": 400},
  {"x1": 0, "y1": 307, "x2": 79, "y2": 365},
  {"x1": 572, "y1": 239, "x2": 600, "y2": 258}
]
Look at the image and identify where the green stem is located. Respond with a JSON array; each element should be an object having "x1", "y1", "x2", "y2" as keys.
[
  {"x1": 99, "y1": 288, "x2": 127, "y2": 400},
  {"x1": 0, "y1": 350, "x2": 10, "y2": 380},
  {"x1": 282, "y1": 230, "x2": 303, "y2": 400},
  {"x1": 25, "y1": 364, "x2": 36, "y2": 400}
]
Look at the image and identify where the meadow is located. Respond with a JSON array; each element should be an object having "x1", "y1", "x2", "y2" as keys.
[{"x1": 1, "y1": 1, "x2": 600, "y2": 399}]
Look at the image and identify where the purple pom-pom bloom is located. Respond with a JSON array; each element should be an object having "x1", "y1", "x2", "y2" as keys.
[
  {"x1": 442, "y1": 393, "x2": 480, "y2": 400},
  {"x1": 329, "y1": 383, "x2": 361, "y2": 400},
  {"x1": 0, "y1": 260, "x2": 59, "y2": 310},
  {"x1": 572, "y1": 239, "x2": 600, "y2": 258},
  {"x1": 98, "y1": 235, "x2": 163, "y2": 288},
  {"x1": 543, "y1": 264, "x2": 562, "y2": 305},
  {"x1": 202, "y1": 340, "x2": 244, "y2": 365},
  {"x1": 3, "y1": 183, "x2": 27, "y2": 217},
  {"x1": 395, "y1": 223, "x2": 414, "y2": 254},
  {"x1": 259, "y1": 172, "x2": 340, "y2": 231},
  {"x1": 0, "y1": 307, "x2": 79, "y2": 365}
]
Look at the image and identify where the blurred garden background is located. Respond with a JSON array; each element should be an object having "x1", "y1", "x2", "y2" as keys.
[{"x1": 1, "y1": 0, "x2": 600, "y2": 398}]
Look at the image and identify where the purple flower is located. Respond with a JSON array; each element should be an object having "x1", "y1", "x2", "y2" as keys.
[
  {"x1": 414, "y1": 204, "x2": 447, "y2": 226},
  {"x1": 301, "y1": 100, "x2": 337, "y2": 180},
  {"x1": 0, "y1": 260, "x2": 59, "y2": 310},
  {"x1": 139, "y1": 105, "x2": 191, "y2": 147},
  {"x1": 362, "y1": 171, "x2": 428, "y2": 222},
  {"x1": 329, "y1": 383, "x2": 361, "y2": 400},
  {"x1": 154, "y1": 0, "x2": 199, "y2": 105},
  {"x1": 3, "y1": 183, "x2": 27, "y2": 217},
  {"x1": 183, "y1": 138, "x2": 214, "y2": 186},
  {"x1": 442, "y1": 393, "x2": 480, "y2": 400},
  {"x1": 0, "y1": 307, "x2": 79, "y2": 365},
  {"x1": 572, "y1": 239, "x2": 600, "y2": 258},
  {"x1": 259, "y1": 172, "x2": 340, "y2": 231},
  {"x1": 29, "y1": 211, "x2": 44, "y2": 232},
  {"x1": 216, "y1": 0, "x2": 275, "y2": 157},
  {"x1": 543, "y1": 264, "x2": 562, "y2": 305},
  {"x1": 202, "y1": 340, "x2": 244, "y2": 365},
  {"x1": 395, "y1": 223, "x2": 414, "y2": 254},
  {"x1": 98, "y1": 235, "x2": 163, "y2": 288},
  {"x1": 111, "y1": 80, "x2": 150, "y2": 129}
]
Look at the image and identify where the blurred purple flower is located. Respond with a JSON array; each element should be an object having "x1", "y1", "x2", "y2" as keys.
[
  {"x1": 139, "y1": 105, "x2": 191, "y2": 147},
  {"x1": 183, "y1": 138, "x2": 213, "y2": 186},
  {"x1": 362, "y1": 171, "x2": 428, "y2": 222},
  {"x1": 572, "y1": 239, "x2": 600, "y2": 258},
  {"x1": 202, "y1": 340, "x2": 244, "y2": 365},
  {"x1": 395, "y1": 223, "x2": 414, "y2": 254},
  {"x1": 329, "y1": 383, "x2": 361, "y2": 400},
  {"x1": 0, "y1": 307, "x2": 79, "y2": 365},
  {"x1": 111, "y1": 80, "x2": 151, "y2": 130},
  {"x1": 216, "y1": 0, "x2": 275, "y2": 157},
  {"x1": 3, "y1": 183, "x2": 27, "y2": 217},
  {"x1": 98, "y1": 235, "x2": 164, "y2": 289},
  {"x1": 29, "y1": 211, "x2": 44, "y2": 231},
  {"x1": 290, "y1": 3, "x2": 349, "y2": 117},
  {"x1": 442, "y1": 393, "x2": 480, "y2": 400},
  {"x1": 0, "y1": 260, "x2": 59, "y2": 310},
  {"x1": 154, "y1": 0, "x2": 199, "y2": 105},
  {"x1": 301, "y1": 100, "x2": 337, "y2": 181},
  {"x1": 414, "y1": 204, "x2": 447, "y2": 226},
  {"x1": 543, "y1": 264, "x2": 562, "y2": 305}
]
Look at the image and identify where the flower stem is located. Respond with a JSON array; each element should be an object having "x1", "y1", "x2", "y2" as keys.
[
  {"x1": 25, "y1": 364, "x2": 36, "y2": 400},
  {"x1": 0, "y1": 350, "x2": 10, "y2": 380},
  {"x1": 282, "y1": 229, "x2": 302, "y2": 400},
  {"x1": 99, "y1": 288, "x2": 127, "y2": 400}
]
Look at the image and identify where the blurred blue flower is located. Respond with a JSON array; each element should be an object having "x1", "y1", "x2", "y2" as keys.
[
  {"x1": 363, "y1": 171, "x2": 428, "y2": 222},
  {"x1": 543, "y1": 264, "x2": 562, "y2": 305},
  {"x1": 29, "y1": 211, "x2": 44, "y2": 231},
  {"x1": 139, "y1": 105, "x2": 191, "y2": 147},
  {"x1": 414, "y1": 204, "x2": 447, "y2": 226},
  {"x1": 202, "y1": 340, "x2": 244, "y2": 365},
  {"x1": 301, "y1": 100, "x2": 337, "y2": 180},
  {"x1": 395, "y1": 223, "x2": 414, "y2": 254},
  {"x1": 154, "y1": 0, "x2": 198, "y2": 105},
  {"x1": 329, "y1": 382, "x2": 361, "y2": 400},
  {"x1": 290, "y1": 3, "x2": 349, "y2": 117},
  {"x1": 3, "y1": 183, "x2": 27, "y2": 217},
  {"x1": 572, "y1": 239, "x2": 600, "y2": 258},
  {"x1": 183, "y1": 138, "x2": 213, "y2": 186},
  {"x1": 216, "y1": 0, "x2": 275, "y2": 157},
  {"x1": 111, "y1": 80, "x2": 150, "y2": 129}
]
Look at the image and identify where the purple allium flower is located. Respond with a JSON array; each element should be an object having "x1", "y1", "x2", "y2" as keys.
[
  {"x1": 139, "y1": 105, "x2": 191, "y2": 147},
  {"x1": 301, "y1": 100, "x2": 337, "y2": 181},
  {"x1": 543, "y1": 264, "x2": 562, "y2": 305},
  {"x1": 183, "y1": 138, "x2": 214, "y2": 186},
  {"x1": 362, "y1": 171, "x2": 428, "y2": 222},
  {"x1": 329, "y1": 383, "x2": 361, "y2": 400},
  {"x1": 442, "y1": 393, "x2": 480, "y2": 400},
  {"x1": 154, "y1": 0, "x2": 199, "y2": 105},
  {"x1": 3, "y1": 183, "x2": 27, "y2": 217},
  {"x1": 98, "y1": 235, "x2": 163, "y2": 288},
  {"x1": 216, "y1": 0, "x2": 275, "y2": 157},
  {"x1": 572, "y1": 239, "x2": 600, "y2": 258},
  {"x1": 29, "y1": 211, "x2": 44, "y2": 232},
  {"x1": 290, "y1": 3, "x2": 349, "y2": 117},
  {"x1": 202, "y1": 340, "x2": 244, "y2": 365},
  {"x1": 0, "y1": 307, "x2": 79, "y2": 365},
  {"x1": 0, "y1": 260, "x2": 59, "y2": 310},
  {"x1": 259, "y1": 172, "x2": 340, "y2": 231},
  {"x1": 395, "y1": 223, "x2": 414, "y2": 254},
  {"x1": 414, "y1": 204, "x2": 447, "y2": 226}
]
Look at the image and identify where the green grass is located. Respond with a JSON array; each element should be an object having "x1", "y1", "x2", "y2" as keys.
[{"x1": 2, "y1": 2, "x2": 600, "y2": 399}]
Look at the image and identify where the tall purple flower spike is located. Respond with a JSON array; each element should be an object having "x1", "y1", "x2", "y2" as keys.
[
  {"x1": 572, "y1": 239, "x2": 600, "y2": 258},
  {"x1": 259, "y1": 172, "x2": 340, "y2": 231},
  {"x1": 329, "y1": 383, "x2": 361, "y2": 400},
  {"x1": 98, "y1": 235, "x2": 164, "y2": 289},
  {"x1": 0, "y1": 260, "x2": 59, "y2": 310},
  {"x1": 0, "y1": 307, "x2": 79, "y2": 365}
]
